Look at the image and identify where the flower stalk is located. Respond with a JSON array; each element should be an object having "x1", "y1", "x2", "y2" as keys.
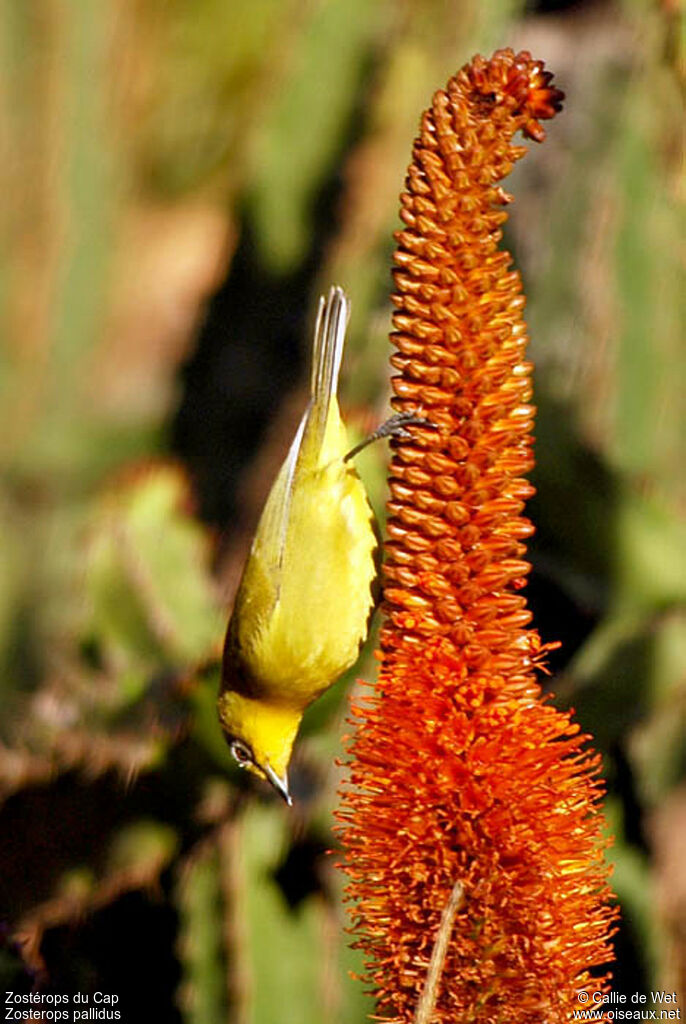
[
  {"x1": 337, "y1": 49, "x2": 617, "y2": 1023},
  {"x1": 413, "y1": 879, "x2": 464, "y2": 1024}
]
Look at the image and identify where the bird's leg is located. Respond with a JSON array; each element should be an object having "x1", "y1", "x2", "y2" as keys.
[{"x1": 344, "y1": 412, "x2": 436, "y2": 462}]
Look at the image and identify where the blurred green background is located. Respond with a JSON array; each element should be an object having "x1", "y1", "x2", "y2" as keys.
[{"x1": 0, "y1": 0, "x2": 684, "y2": 1020}]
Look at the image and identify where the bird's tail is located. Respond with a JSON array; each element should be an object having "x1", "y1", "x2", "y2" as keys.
[{"x1": 308, "y1": 286, "x2": 349, "y2": 443}]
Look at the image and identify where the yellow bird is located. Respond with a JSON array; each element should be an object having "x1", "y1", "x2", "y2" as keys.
[{"x1": 218, "y1": 286, "x2": 379, "y2": 804}]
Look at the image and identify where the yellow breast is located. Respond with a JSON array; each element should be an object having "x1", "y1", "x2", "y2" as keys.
[{"x1": 229, "y1": 401, "x2": 377, "y2": 707}]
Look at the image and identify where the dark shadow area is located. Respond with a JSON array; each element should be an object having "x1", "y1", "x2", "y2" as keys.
[
  {"x1": 610, "y1": 911, "x2": 651, "y2": 1005},
  {"x1": 526, "y1": 562, "x2": 598, "y2": 674},
  {"x1": 40, "y1": 892, "x2": 183, "y2": 1024},
  {"x1": 171, "y1": 220, "x2": 309, "y2": 529},
  {"x1": 524, "y1": 0, "x2": 594, "y2": 14},
  {"x1": 273, "y1": 834, "x2": 330, "y2": 911},
  {"x1": 171, "y1": 57, "x2": 377, "y2": 533},
  {"x1": 611, "y1": 740, "x2": 650, "y2": 853}
]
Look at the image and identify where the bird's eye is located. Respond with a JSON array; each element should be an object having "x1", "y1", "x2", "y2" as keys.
[{"x1": 230, "y1": 739, "x2": 253, "y2": 767}]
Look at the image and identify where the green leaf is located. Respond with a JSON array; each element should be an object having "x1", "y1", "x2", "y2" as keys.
[
  {"x1": 84, "y1": 465, "x2": 223, "y2": 695},
  {"x1": 177, "y1": 843, "x2": 229, "y2": 1024},
  {"x1": 247, "y1": 0, "x2": 382, "y2": 273},
  {"x1": 233, "y1": 802, "x2": 374, "y2": 1024},
  {"x1": 106, "y1": 819, "x2": 178, "y2": 877}
]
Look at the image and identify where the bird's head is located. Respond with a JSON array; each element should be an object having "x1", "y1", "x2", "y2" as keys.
[{"x1": 217, "y1": 690, "x2": 302, "y2": 805}]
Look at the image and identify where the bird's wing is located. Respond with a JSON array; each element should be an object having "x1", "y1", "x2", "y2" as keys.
[
  {"x1": 232, "y1": 287, "x2": 351, "y2": 630},
  {"x1": 251, "y1": 412, "x2": 307, "y2": 581}
]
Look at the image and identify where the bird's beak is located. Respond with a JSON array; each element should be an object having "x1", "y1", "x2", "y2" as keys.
[{"x1": 263, "y1": 763, "x2": 293, "y2": 806}]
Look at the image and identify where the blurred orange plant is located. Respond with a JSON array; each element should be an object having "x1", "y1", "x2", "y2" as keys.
[{"x1": 337, "y1": 49, "x2": 617, "y2": 1023}]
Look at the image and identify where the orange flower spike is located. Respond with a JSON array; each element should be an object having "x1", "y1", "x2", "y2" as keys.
[{"x1": 337, "y1": 50, "x2": 617, "y2": 1024}]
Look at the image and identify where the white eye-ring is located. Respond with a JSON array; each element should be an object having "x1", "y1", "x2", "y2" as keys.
[{"x1": 230, "y1": 739, "x2": 253, "y2": 767}]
